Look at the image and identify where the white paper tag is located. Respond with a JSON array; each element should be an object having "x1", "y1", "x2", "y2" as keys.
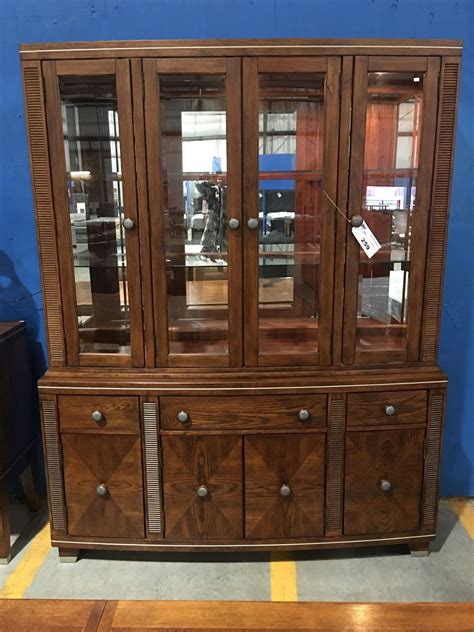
[{"x1": 352, "y1": 221, "x2": 381, "y2": 259}]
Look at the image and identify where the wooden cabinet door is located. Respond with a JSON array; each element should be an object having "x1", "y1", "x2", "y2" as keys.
[
  {"x1": 143, "y1": 58, "x2": 243, "y2": 368},
  {"x1": 242, "y1": 57, "x2": 340, "y2": 367},
  {"x1": 244, "y1": 435, "x2": 325, "y2": 539},
  {"x1": 43, "y1": 60, "x2": 144, "y2": 368},
  {"x1": 162, "y1": 436, "x2": 243, "y2": 540},
  {"x1": 62, "y1": 434, "x2": 144, "y2": 538},
  {"x1": 344, "y1": 429, "x2": 425, "y2": 535}
]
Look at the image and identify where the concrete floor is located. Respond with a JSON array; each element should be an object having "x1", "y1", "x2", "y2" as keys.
[{"x1": 0, "y1": 499, "x2": 472, "y2": 602}]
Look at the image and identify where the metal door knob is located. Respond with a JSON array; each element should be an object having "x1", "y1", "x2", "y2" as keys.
[
  {"x1": 384, "y1": 405, "x2": 396, "y2": 417},
  {"x1": 177, "y1": 410, "x2": 189, "y2": 423},
  {"x1": 122, "y1": 217, "x2": 135, "y2": 230},
  {"x1": 380, "y1": 479, "x2": 392, "y2": 492},
  {"x1": 350, "y1": 215, "x2": 364, "y2": 228},
  {"x1": 280, "y1": 484, "x2": 291, "y2": 497},
  {"x1": 96, "y1": 484, "x2": 108, "y2": 496},
  {"x1": 247, "y1": 218, "x2": 258, "y2": 230},
  {"x1": 298, "y1": 409, "x2": 310, "y2": 421},
  {"x1": 197, "y1": 485, "x2": 208, "y2": 498},
  {"x1": 228, "y1": 218, "x2": 240, "y2": 230},
  {"x1": 91, "y1": 410, "x2": 103, "y2": 423}
]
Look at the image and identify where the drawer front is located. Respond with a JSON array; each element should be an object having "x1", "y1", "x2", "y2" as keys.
[
  {"x1": 245, "y1": 434, "x2": 325, "y2": 539},
  {"x1": 62, "y1": 433, "x2": 145, "y2": 539},
  {"x1": 162, "y1": 435, "x2": 243, "y2": 540},
  {"x1": 160, "y1": 395, "x2": 326, "y2": 430},
  {"x1": 344, "y1": 429, "x2": 425, "y2": 535},
  {"x1": 347, "y1": 391, "x2": 427, "y2": 427},
  {"x1": 58, "y1": 395, "x2": 139, "y2": 433}
]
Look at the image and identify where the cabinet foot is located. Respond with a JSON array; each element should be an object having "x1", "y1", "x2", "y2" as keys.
[
  {"x1": 58, "y1": 547, "x2": 80, "y2": 563},
  {"x1": 0, "y1": 555, "x2": 11, "y2": 565},
  {"x1": 408, "y1": 542, "x2": 430, "y2": 557}
]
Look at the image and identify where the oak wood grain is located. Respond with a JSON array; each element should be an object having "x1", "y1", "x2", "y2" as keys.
[
  {"x1": 96, "y1": 600, "x2": 474, "y2": 631},
  {"x1": 58, "y1": 395, "x2": 139, "y2": 433},
  {"x1": 62, "y1": 433, "x2": 145, "y2": 538},
  {"x1": 347, "y1": 390, "x2": 427, "y2": 427},
  {"x1": 160, "y1": 395, "x2": 326, "y2": 430},
  {"x1": 162, "y1": 435, "x2": 243, "y2": 539},
  {"x1": 245, "y1": 434, "x2": 325, "y2": 539},
  {"x1": 344, "y1": 428, "x2": 425, "y2": 535}
]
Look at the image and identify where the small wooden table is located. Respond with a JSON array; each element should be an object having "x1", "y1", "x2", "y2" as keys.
[{"x1": 0, "y1": 321, "x2": 41, "y2": 564}]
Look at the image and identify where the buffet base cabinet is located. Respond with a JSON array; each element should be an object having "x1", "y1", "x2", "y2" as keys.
[{"x1": 39, "y1": 370, "x2": 446, "y2": 561}]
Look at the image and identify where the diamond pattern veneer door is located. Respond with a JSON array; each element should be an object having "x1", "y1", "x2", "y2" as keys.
[
  {"x1": 62, "y1": 434, "x2": 145, "y2": 538},
  {"x1": 245, "y1": 435, "x2": 325, "y2": 539},
  {"x1": 162, "y1": 436, "x2": 243, "y2": 540}
]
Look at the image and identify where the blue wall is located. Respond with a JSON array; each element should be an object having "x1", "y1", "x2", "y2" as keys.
[{"x1": 0, "y1": 0, "x2": 472, "y2": 495}]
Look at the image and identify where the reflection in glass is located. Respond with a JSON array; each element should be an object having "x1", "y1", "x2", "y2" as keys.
[
  {"x1": 357, "y1": 72, "x2": 424, "y2": 352},
  {"x1": 258, "y1": 73, "x2": 325, "y2": 356},
  {"x1": 160, "y1": 75, "x2": 229, "y2": 356},
  {"x1": 60, "y1": 76, "x2": 130, "y2": 354}
]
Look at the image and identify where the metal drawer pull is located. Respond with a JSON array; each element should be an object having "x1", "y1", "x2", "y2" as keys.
[
  {"x1": 298, "y1": 409, "x2": 310, "y2": 421},
  {"x1": 228, "y1": 218, "x2": 240, "y2": 230},
  {"x1": 247, "y1": 218, "x2": 258, "y2": 230},
  {"x1": 122, "y1": 217, "x2": 135, "y2": 230},
  {"x1": 96, "y1": 484, "x2": 108, "y2": 496},
  {"x1": 384, "y1": 405, "x2": 396, "y2": 416},
  {"x1": 350, "y1": 215, "x2": 364, "y2": 227},
  {"x1": 91, "y1": 410, "x2": 103, "y2": 423},
  {"x1": 380, "y1": 479, "x2": 392, "y2": 492},
  {"x1": 280, "y1": 484, "x2": 291, "y2": 497},
  {"x1": 197, "y1": 485, "x2": 208, "y2": 498},
  {"x1": 177, "y1": 410, "x2": 189, "y2": 423}
]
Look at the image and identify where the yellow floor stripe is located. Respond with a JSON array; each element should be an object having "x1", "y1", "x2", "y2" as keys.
[
  {"x1": 0, "y1": 523, "x2": 51, "y2": 599},
  {"x1": 270, "y1": 553, "x2": 298, "y2": 602},
  {"x1": 449, "y1": 499, "x2": 474, "y2": 540}
]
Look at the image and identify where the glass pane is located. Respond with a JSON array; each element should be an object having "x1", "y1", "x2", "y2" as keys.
[
  {"x1": 160, "y1": 75, "x2": 228, "y2": 356},
  {"x1": 60, "y1": 75, "x2": 130, "y2": 355},
  {"x1": 258, "y1": 73, "x2": 325, "y2": 356},
  {"x1": 358, "y1": 72, "x2": 424, "y2": 353}
]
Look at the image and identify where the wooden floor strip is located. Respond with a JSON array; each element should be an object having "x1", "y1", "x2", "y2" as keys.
[
  {"x1": 0, "y1": 599, "x2": 106, "y2": 631},
  {"x1": 0, "y1": 600, "x2": 473, "y2": 631},
  {"x1": 96, "y1": 601, "x2": 474, "y2": 631}
]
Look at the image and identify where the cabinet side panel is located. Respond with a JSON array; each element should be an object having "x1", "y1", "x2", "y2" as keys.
[
  {"x1": 325, "y1": 394, "x2": 346, "y2": 535},
  {"x1": 143, "y1": 401, "x2": 163, "y2": 537},
  {"x1": 41, "y1": 398, "x2": 67, "y2": 533},
  {"x1": 421, "y1": 58, "x2": 461, "y2": 361},
  {"x1": 422, "y1": 390, "x2": 445, "y2": 530},
  {"x1": 22, "y1": 61, "x2": 65, "y2": 366}
]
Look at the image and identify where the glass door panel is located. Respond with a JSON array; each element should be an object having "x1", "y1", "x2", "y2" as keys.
[
  {"x1": 160, "y1": 74, "x2": 229, "y2": 357},
  {"x1": 258, "y1": 72, "x2": 324, "y2": 357},
  {"x1": 357, "y1": 72, "x2": 424, "y2": 354},
  {"x1": 45, "y1": 59, "x2": 143, "y2": 367},
  {"x1": 343, "y1": 57, "x2": 439, "y2": 364},
  {"x1": 243, "y1": 58, "x2": 339, "y2": 367},
  {"x1": 59, "y1": 75, "x2": 130, "y2": 355},
  {"x1": 145, "y1": 59, "x2": 241, "y2": 367}
]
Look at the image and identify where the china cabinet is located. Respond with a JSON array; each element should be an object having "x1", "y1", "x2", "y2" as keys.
[{"x1": 20, "y1": 39, "x2": 462, "y2": 561}]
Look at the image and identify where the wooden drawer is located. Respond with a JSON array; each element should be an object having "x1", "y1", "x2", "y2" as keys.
[
  {"x1": 160, "y1": 395, "x2": 326, "y2": 430},
  {"x1": 347, "y1": 391, "x2": 427, "y2": 427},
  {"x1": 58, "y1": 396, "x2": 139, "y2": 433},
  {"x1": 162, "y1": 435, "x2": 243, "y2": 540},
  {"x1": 344, "y1": 429, "x2": 425, "y2": 535}
]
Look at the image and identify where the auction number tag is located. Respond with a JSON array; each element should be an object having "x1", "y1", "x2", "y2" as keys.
[{"x1": 352, "y1": 222, "x2": 381, "y2": 259}]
